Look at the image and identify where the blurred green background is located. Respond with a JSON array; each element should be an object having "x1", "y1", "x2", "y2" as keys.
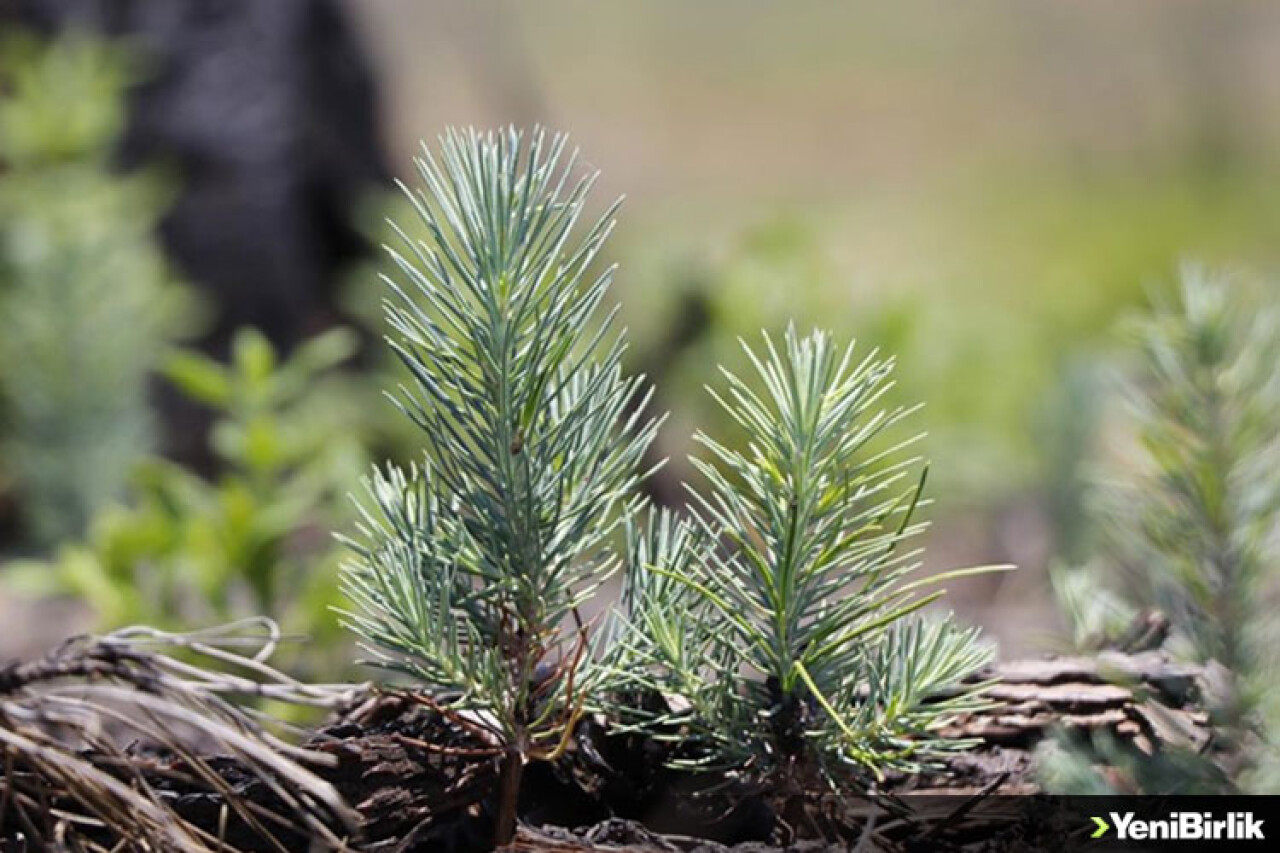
[{"x1": 3, "y1": 0, "x2": 1280, "y2": 661}]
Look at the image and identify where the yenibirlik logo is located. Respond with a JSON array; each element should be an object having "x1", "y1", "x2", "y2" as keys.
[{"x1": 1090, "y1": 811, "x2": 1265, "y2": 842}]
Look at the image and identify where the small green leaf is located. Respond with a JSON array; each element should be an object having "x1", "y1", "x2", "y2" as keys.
[
  {"x1": 242, "y1": 416, "x2": 282, "y2": 475},
  {"x1": 290, "y1": 327, "x2": 360, "y2": 375},
  {"x1": 163, "y1": 351, "x2": 231, "y2": 406},
  {"x1": 233, "y1": 328, "x2": 277, "y2": 388}
]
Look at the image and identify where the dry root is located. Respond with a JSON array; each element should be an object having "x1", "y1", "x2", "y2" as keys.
[{"x1": 0, "y1": 619, "x2": 363, "y2": 852}]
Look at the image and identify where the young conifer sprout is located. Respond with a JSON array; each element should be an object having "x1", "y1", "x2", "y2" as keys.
[
  {"x1": 613, "y1": 328, "x2": 1001, "y2": 786},
  {"x1": 1047, "y1": 270, "x2": 1280, "y2": 792},
  {"x1": 341, "y1": 127, "x2": 1005, "y2": 842},
  {"x1": 338, "y1": 127, "x2": 660, "y2": 844},
  {"x1": 1115, "y1": 272, "x2": 1280, "y2": 684}
]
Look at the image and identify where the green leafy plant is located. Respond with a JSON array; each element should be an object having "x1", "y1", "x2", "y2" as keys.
[
  {"x1": 7, "y1": 328, "x2": 365, "y2": 669},
  {"x1": 338, "y1": 128, "x2": 660, "y2": 844},
  {"x1": 611, "y1": 328, "x2": 999, "y2": 799},
  {"x1": 0, "y1": 33, "x2": 182, "y2": 546},
  {"x1": 1047, "y1": 268, "x2": 1280, "y2": 793}
]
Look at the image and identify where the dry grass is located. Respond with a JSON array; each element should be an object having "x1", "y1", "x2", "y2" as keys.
[{"x1": 0, "y1": 619, "x2": 363, "y2": 852}]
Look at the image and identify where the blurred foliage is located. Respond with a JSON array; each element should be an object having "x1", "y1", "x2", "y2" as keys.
[
  {"x1": 609, "y1": 157, "x2": 1280, "y2": 522},
  {"x1": 0, "y1": 32, "x2": 132, "y2": 165},
  {"x1": 1045, "y1": 269, "x2": 1280, "y2": 793},
  {"x1": 346, "y1": 143, "x2": 1280, "y2": 553},
  {"x1": 1049, "y1": 562, "x2": 1138, "y2": 656},
  {"x1": 6, "y1": 328, "x2": 367, "y2": 670},
  {"x1": 1035, "y1": 357, "x2": 1109, "y2": 567},
  {"x1": 1037, "y1": 730, "x2": 1233, "y2": 796},
  {"x1": 0, "y1": 32, "x2": 185, "y2": 546}
]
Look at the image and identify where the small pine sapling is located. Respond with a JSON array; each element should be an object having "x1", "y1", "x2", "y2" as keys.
[
  {"x1": 611, "y1": 328, "x2": 1002, "y2": 805},
  {"x1": 1047, "y1": 269, "x2": 1280, "y2": 793},
  {"x1": 1113, "y1": 273, "x2": 1279, "y2": 688},
  {"x1": 338, "y1": 128, "x2": 659, "y2": 844}
]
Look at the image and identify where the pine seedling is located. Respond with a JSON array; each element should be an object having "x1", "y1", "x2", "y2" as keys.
[
  {"x1": 1111, "y1": 272, "x2": 1279, "y2": 682},
  {"x1": 612, "y1": 328, "x2": 1000, "y2": 794},
  {"x1": 1048, "y1": 269, "x2": 1280, "y2": 792},
  {"x1": 338, "y1": 128, "x2": 659, "y2": 844}
]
